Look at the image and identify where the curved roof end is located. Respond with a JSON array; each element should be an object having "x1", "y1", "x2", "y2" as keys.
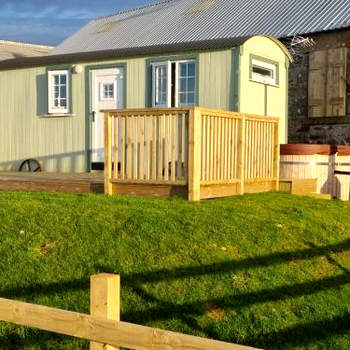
[{"x1": 241, "y1": 35, "x2": 294, "y2": 63}]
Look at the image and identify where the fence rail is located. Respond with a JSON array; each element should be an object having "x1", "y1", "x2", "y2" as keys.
[
  {"x1": 0, "y1": 274, "x2": 260, "y2": 350},
  {"x1": 104, "y1": 107, "x2": 280, "y2": 200}
]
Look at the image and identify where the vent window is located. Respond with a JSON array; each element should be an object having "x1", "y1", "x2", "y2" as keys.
[{"x1": 251, "y1": 58, "x2": 278, "y2": 85}]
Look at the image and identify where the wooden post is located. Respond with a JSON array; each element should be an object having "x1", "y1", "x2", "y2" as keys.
[
  {"x1": 188, "y1": 107, "x2": 201, "y2": 201},
  {"x1": 238, "y1": 115, "x2": 246, "y2": 195},
  {"x1": 273, "y1": 122, "x2": 280, "y2": 191},
  {"x1": 90, "y1": 274, "x2": 120, "y2": 350},
  {"x1": 104, "y1": 112, "x2": 113, "y2": 195}
]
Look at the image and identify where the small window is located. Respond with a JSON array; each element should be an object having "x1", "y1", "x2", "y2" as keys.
[
  {"x1": 48, "y1": 70, "x2": 69, "y2": 114},
  {"x1": 251, "y1": 58, "x2": 277, "y2": 85},
  {"x1": 100, "y1": 82, "x2": 116, "y2": 101}
]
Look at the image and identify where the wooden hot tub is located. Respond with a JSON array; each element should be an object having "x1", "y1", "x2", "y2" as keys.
[{"x1": 280, "y1": 144, "x2": 350, "y2": 200}]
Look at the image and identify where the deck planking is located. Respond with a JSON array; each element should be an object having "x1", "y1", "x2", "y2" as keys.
[{"x1": 0, "y1": 172, "x2": 104, "y2": 194}]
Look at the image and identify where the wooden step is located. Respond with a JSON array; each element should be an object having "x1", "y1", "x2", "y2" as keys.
[{"x1": 279, "y1": 178, "x2": 317, "y2": 195}]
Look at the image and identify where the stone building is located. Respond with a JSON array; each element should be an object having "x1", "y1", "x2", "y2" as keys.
[{"x1": 287, "y1": 29, "x2": 350, "y2": 144}]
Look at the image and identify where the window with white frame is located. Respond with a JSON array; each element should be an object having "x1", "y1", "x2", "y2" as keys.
[
  {"x1": 48, "y1": 70, "x2": 69, "y2": 114},
  {"x1": 251, "y1": 58, "x2": 278, "y2": 85},
  {"x1": 152, "y1": 60, "x2": 196, "y2": 107}
]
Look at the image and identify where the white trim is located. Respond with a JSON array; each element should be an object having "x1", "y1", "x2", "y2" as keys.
[
  {"x1": 251, "y1": 59, "x2": 277, "y2": 85},
  {"x1": 48, "y1": 70, "x2": 69, "y2": 114},
  {"x1": 152, "y1": 61, "x2": 171, "y2": 107}
]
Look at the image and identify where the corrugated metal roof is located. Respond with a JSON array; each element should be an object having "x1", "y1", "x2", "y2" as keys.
[
  {"x1": 0, "y1": 40, "x2": 52, "y2": 61},
  {"x1": 51, "y1": 0, "x2": 350, "y2": 56}
]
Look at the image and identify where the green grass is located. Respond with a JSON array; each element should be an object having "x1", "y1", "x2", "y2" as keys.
[{"x1": 0, "y1": 191, "x2": 350, "y2": 349}]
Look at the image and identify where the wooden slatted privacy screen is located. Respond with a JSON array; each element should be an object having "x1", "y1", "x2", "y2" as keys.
[
  {"x1": 199, "y1": 110, "x2": 278, "y2": 184},
  {"x1": 244, "y1": 118, "x2": 276, "y2": 180},
  {"x1": 108, "y1": 109, "x2": 189, "y2": 184},
  {"x1": 104, "y1": 107, "x2": 280, "y2": 200}
]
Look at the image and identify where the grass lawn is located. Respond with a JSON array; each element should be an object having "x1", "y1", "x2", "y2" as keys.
[{"x1": 0, "y1": 191, "x2": 350, "y2": 349}]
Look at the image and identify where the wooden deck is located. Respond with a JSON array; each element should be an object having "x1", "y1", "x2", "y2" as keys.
[{"x1": 0, "y1": 172, "x2": 104, "y2": 194}]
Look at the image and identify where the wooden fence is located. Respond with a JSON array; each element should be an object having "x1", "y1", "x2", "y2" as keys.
[
  {"x1": 104, "y1": 107, "x2": 280, "y2": 201},
  {"x1": 0, "y1": 273, "x2": 260, "y2": 350}
]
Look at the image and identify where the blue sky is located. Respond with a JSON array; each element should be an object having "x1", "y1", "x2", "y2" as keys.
[{"x1": 0, "y1": 0, "x2": 154, "y2": 46}]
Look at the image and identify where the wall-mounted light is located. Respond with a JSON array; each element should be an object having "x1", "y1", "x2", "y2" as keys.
[{"x1": 72, "y1": 65, "x2": 83, "y2": 74}]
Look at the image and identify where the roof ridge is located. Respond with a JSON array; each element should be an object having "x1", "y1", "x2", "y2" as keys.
[
  {"x1": 94, "y1": 0, "x2": 178, "y2": 21},
  {"x1": 0, "y1": 39, "x2": 53, "y2": 50}
]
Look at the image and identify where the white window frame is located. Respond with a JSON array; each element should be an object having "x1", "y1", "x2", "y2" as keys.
[
  {"x1": 48, "y1": 70, "x2": 69, "y2": 114},
  {"x1": 152, "y1": 61, "x2": 171, "y2": 108},
  {"x1": 175, "y1": 60, "x2": 196, "y2": 107},
  {"x1": 152, "y1": 59, "x2": 196, "y2": 108},
  {"x1": 251, "y1": 59, "x2": 277, "y2": 86},
  {"x1": 100, "y1": 81, "x2": 117, "y2": 101}
]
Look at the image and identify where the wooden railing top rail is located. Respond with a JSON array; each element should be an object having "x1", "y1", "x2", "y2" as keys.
[
  {"x1": 0, "y1": 297, "x2": 259, "y2": 350},
  {"x1": 102, "y1": 107, "x2": 280, "y2": 122},
  {"x1": 103, "y1": 107, "x2": 191, "y2": 116}
]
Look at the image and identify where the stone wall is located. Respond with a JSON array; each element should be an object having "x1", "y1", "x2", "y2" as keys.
[{"x1": 286, "y1": 28, "x2": 350, "y2": 145}]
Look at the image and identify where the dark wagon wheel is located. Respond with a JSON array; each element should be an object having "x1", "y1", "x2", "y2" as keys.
[{"x1": 19, "y1": 159, "x2": 43, "y2": 172}]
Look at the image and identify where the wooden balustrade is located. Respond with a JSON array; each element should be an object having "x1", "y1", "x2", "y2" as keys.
[{"x1": 104, "y1": 107, "x2": 280, "y2": 200}]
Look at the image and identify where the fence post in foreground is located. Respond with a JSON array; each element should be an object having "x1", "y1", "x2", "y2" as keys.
[
  {"x1": 90, "y1": 274, "x2": 120, "y2": 350},
  {"x1": 188, "y1": 107, "x2": 202, "y2": 201}
]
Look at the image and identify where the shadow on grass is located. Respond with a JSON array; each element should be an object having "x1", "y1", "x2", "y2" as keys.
[{"x1": 1, "y1": 239, "x2": 350, "y2": 349}]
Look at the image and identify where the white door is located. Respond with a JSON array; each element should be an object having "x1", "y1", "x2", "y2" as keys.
[{"x1": 91, "y1": 68, "x2": 124, "y2": 165}]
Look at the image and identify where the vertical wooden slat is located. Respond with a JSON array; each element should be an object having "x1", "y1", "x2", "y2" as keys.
[
  {"x1": 245, "y1": 120, "x2": 249, "y2": 179},
  {"x1": 219, "y1": 118, "x2": 223, "y2": 181},
  {"x1": 120, "y1": 117, "x2": 125, "y2": 180},
  {"x1": 157, "y1": 115, "x2": 163, "y2": 180},
  {"x1": 133, "y1": 116, "x2": 138, "y2": 180},
  {"x1": 164, "y1": 115, "x2": 169, "y2": 181},
  {"x1": 227, "y1": 119, "x2": 232, "y2": 180},
  {"x1": 210, "y1": 116, "x2": 214, "y2": 181},
  {"x1": 104, "y1": 112, "x2": 113, "y2": 195},
  {"x1": 171, "y1": 115, "x2": 176, "y2": 181},
  {"x1": 270, "y1": 123, "x2": 274, "y2": 177},
  {"x1": 113, "y1": 116, "x2": 119, "y2": 180},
  {"x1": 232, "y1": 119, "x2": 236, "y2": 179},
  {"x1": 252, "y1": 120, "x2": 257, "y2": 178},
  {"x1": 152, "y1": 116, "x2": 157, "y2": 180},
  {"x1": 274, "y1": 122, "x2": 280, "y2": 190},
  {"x1": 145, "y1": 117, "x2": 150, "y2": 180},
  {"x1": 139, "y1": 116, "x2": 145, "y2": 180},
  {"x1": 262, "y1": 121, "x2": 266, "y2": 178},
  {"x1": 201, "y1": 115, "x2": 205, "y2": 181},
  {"x1": 205, "y1": 116, "x2": 210, "y2": 181},
  {"x1": 183, "y1": 113, "x2": 189, "y2": 182},
  {"x1": 235, "y1": 119, "x2": 239, "y2": 178},
  {"x1": 178, "y1": 113, "x2": 183, "y2": 179},
  {"x1": 126, "y1": 116, "x2": 133, "y2": 180},
  {"x1": 213, "y1": 117, "x2": 217, "y2": 181},
  {"x1": 239, "y1": 115, "x2": 246, "y2": 195},
  {"x1": 222, "y1": 118, "x2": 227, "y2": 181},
  {"x1": 188, "y1": 107, "x2": 201, "y2": 201}
]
